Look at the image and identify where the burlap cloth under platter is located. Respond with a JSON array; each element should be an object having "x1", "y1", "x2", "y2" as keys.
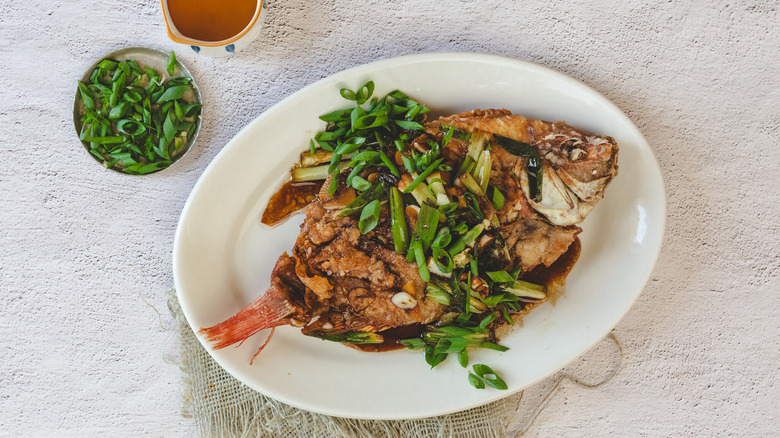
[{"x1": 166, "y1": 289, "x2": 621, "y2": 438}]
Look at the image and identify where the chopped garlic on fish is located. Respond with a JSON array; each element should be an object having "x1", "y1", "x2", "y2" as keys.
[{"x1": 391, "y1": 292, "x2": 417, "y2": 309}]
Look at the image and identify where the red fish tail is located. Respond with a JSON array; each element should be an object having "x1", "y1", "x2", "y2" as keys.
[{"x1": 199, "y1": 285, "x2": 296, "y2": 349}]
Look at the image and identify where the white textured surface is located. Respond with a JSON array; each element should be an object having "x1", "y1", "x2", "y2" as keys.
[{"x1": 0, "y1": 0, "x2": 777, "y2": 436}]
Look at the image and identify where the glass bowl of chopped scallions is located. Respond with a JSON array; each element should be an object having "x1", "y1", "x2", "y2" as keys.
[{"x1": 73, "y1": 46, "x2": 202, "y2": 175}]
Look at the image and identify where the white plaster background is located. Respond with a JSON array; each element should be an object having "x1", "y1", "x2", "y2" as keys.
[{"x1": 0, "y1": 0, "x2": 778, "y2": 436}]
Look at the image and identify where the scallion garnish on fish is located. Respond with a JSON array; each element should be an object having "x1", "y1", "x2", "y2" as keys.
[
  {"x1": 258, "y1": 81, "x2": 615, "y2": 391},
  {"x1": 494, "y1": 134, "x2": 543, "y2": 202},
  {"x1": 390, "y1": 187, "x2": 410, "y2": 253},
  {"x1": 306, "y1": 331, "x2": 384, "y2": 344}
]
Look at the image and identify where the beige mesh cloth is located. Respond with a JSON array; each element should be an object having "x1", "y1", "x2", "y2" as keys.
[{"x1": 167, "y1": 289, "x2": 522, "y2": 438}]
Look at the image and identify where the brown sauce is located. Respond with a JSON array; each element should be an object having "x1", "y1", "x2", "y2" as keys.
[
  {"x1": 522, "y1": 237, "x2": 582, "y2": 304},
  {"x1": 168, "y1": 0, "x2": 258, "y2": 42},
  {"x1": 350, "y1": 324, "x2": 423, "y2": 352},
  {"x1": 261, "y1": 181, "x2": 322, "y2": 226}
]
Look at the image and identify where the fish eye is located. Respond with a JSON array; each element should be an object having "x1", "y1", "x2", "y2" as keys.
[
  {"x1": 562, "y1": 138, "x2": 587, "y2": 161},
  {"x1": 569, "y1": 146, "x2": 587, "y2": 161}
]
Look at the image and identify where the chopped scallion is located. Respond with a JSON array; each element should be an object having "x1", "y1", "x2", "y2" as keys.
[{"x1": 390, "y1": 187, "x2": 410, "y2": 253}]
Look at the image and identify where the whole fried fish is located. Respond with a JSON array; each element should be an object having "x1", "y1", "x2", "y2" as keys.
[{"x1": 200, "y1": 109, "x2": 618, "y2": 356}]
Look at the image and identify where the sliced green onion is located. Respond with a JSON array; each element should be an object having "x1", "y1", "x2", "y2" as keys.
[
  {"x1": 480, "y1": 342, "x2": 510, "y2": 352},
  {"x1": 434, "y1": 337, "x2": 469, "y2": 354},
  {"x1": 470, "y1": 256, "x2": 479, "y2": 277},
  {"x1": 485, "y1": 270, "x2": 515, "y2": 283},
  {"x1": 469, "y1": 373, "x2": 485, "y2": 389},
  {"x1": 166, "y1": 50, "x2": 176, "y2": 76},
  {"x1": 116, "y1": 119, "x2": 146, "y2": 136},
  {"x1": 473, "y1": 150, "x2": 492, "y2": 193},
  {"x1": 396, "y1": 120, "x2": 424, "y2": 131},
  {"x1": 340, "y1": 181, "x2": 386, "y2": 217},
  {"x1": 301, "y1": 149, "x2": 353, "y2": 167},
  {"x1": 440, "y1": 124, "x2": 455, "y2": 148},
  {"x1": 346, "y1": 162, "x2": 366, "y2": 188},
  {"x1": 478, "y1": 312, "x2": 497, "y2": 329},
  {"x1": 358, "y1": 199, "x2": 381, "y2": 234},
  {"x1": 494, "y1": 135, "x2": 534, "y2": 156},
  {"x1": 78, "y1": 81, "x2": 95, "y2": 111},
  {"x1": 458, "y1": 172, "x2": 485, "y2": 196},
  {"x1": 436, "y1": 325, "x2": 473, "y2": 337},
  {"x1": 401, "y1": 174, "x2": 436, "y2": 206},
  {"x1": 467, "y1": 132, "x2": 489, "y2": 161},
  {"x1": 408, "y1": 241, "x2": 429, "y2": 283},
  {"x1": 458, "y1": 350, "x2": 469, "y2": 368},
  {"x1": 495, "y1": 135, "x2": 543, "y2": 202},
  {"x1": 306, "y1": 331, "x2": 384, "y2": 344},
  {"x1": 527, "y1": 156, "x2": 543, "y2": 202},
  {"x1": 350, "y1": 175, "x2": 371, "y2": 191},
  {"x1": 432, "y1": 227, "x2": 452, "y2": 248},
  {"x1": 378, "y1": 150, "x2": 400, "y2": 177},
  {"x1": 448, "y1": 224, "x2": 485, "y2": 256},
  {"x1": 410, "y1": 203, "x2": 440, "y2": 253},
  {"x1": 457, "y1": 155, "x2": 476, "y2": 176},
  {"x1": 487, "y1": 186, "x2": 505, "y2": 210},
  {"x1": 156, "y1": 85, "x2": 188, "y2": 103},
  {"x1": 407, "y1": 203, "x2": 440, "y2": 280},
  {"x1": 425, "y1": 345, "x2": 448, "y2": 368},
  {"x1": 431, "y1": 247, "x2": 454, "y2": 274},
  {"x1": 319, "y1": 108, "x2": 352, "y2": 122},
  {"x1": 340, "y1": 88, "x2": 357, "y2": 101},
  {"x1": 504, "y1": 279, "x2": 546, "y2": 301},
  {"x1": 426, "y1": 282, "x2": 452, "y2": 305},
  {"x1": 482, "y1": 295, "x2": 510, "y2": 311},
  {"x1": 353, "y1": 112, "x2": 388, "y2": 130},
  {"x1": 355, "y1": 81, "x2": 375, "y2": 104},
  {"x1": 440, "y1": 124, "x2": 471, "y2": 142},
  {"x1": 82, "y1": 136, "x2": 124, "y2": 144},
  {"x1": 471, "y1": 364, "x2": 507, "y2": 390},
  {"x1": 426, "y1": 170, "x2": 450, "y2": 206},
  {"x1": 500, "y1": 304, "x2": 514, "y2": 325},
  {"x1": 423, "y1": 325, "x2": 491, "y2": 348},
  {"x1": 401, "y1": 155, "x2": 416, "y2": 173},
  {"x1": 463, "y1": 192, "x2": 486, "y2": 222},
  {"x1": 399, "y1": 338, "x2": 427, "y2": 349},
  {"x1": 469, "y1": 295, "x2": 487, "y2": 313},
  {"x1": 292, "y1": 162, "x2": 347, "y2": 182},
  {"x1": 390, "y1": 187, "x2": 410, "y2": 253},
  {"x1": 404, "y1": 158, "x2": 444, "y2": 195}
]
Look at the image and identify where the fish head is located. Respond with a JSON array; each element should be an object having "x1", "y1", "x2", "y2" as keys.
[
  {"x1": 521, "y1": 128, "x2": 618, "y2": 226},
  {"x1": 542, "y1": 131, "x2": 619, "y2": 203}
]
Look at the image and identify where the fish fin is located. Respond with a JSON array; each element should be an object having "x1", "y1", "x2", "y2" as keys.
[{"x1": 249, "y1": 327, "x2": 276, "y2": 365}]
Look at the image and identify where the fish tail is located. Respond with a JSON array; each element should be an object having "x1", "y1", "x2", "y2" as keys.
[{"x1": 199, "y1": 284, "x2": 295, "y2": 349}]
